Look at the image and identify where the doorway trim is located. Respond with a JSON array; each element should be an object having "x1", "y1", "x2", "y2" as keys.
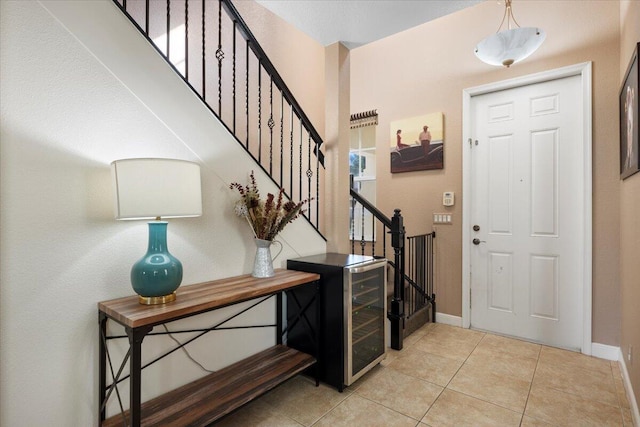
[{"x1": 461, "y1": 62, "x2": 593, "y2": 354}]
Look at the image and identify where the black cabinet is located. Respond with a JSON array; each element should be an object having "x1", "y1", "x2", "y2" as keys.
[{"x1": 287, "y1": 253, "x2": 387, "y2": 391}]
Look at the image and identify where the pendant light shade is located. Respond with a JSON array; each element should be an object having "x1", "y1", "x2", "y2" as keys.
[{"x1": 474, "y1": 0, "x2": 545, "y2": 68}]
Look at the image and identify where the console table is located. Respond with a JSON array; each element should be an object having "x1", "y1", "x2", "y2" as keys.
[{"x1": 98, "y1": 269, "x2": 320, "y2": 427}]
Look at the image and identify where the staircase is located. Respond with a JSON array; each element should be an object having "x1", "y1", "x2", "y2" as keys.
[
  {"x1": 112, "y1": 0, "x2": 325, "y2": 236},
  {"x1": 350, "y1": 186, "x2": 436, "y2": 349}
]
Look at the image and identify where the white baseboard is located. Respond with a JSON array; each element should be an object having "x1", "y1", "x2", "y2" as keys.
[
  {"x1": 618, "y1": 348, "x2": 640, "y2": 427},
  {"x1": 435, "y1": 312, "x2": 462, "y2": 327},
  {"x1": 591, "y1": 343, "x2": 620, "y2": 361}
]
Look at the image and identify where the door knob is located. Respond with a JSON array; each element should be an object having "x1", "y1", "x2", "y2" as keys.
[
  {"x1": 473, "y1": 225, "x2": 480, "y2": 232},
  {"x1": 473, "y1": 238, "x2": 486, "y2": 245}
]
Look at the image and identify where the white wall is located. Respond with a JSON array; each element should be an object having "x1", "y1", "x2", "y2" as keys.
[{"x1": 0, "y1": 1, "x2": 325, "y2": 425}]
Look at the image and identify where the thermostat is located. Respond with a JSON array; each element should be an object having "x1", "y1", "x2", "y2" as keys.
[{"x1": 443, "y1": 192, "x2": 455, "y2": 207}]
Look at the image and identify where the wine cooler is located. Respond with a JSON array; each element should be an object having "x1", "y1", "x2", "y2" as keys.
[{"x1": 287, "y1": 253, "x2": 387, "y2": 391}]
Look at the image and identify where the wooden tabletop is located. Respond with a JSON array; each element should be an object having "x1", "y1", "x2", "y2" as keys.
[{"x1": 98, "y1": 269, "x2": 320, "y2": 329}]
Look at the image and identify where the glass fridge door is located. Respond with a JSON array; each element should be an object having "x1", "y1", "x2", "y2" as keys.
[{"x1": 345, "y1": 260, "x2": 387, "y2": 385}]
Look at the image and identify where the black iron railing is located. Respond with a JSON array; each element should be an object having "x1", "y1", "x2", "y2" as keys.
[
  {"x1": 406, "y1": 233, "x2": 436, "y2": 321},
  {"x1": 350, "y1": 186, "x2": 436, "y2": 350},
  {"x1": 112, "y1": 0, "x2": 325, "y2": 235}
]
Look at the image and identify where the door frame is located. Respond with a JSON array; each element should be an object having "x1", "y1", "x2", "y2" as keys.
[{"x1": 461, "y1": 62, "x2": 593, "y2": 354}]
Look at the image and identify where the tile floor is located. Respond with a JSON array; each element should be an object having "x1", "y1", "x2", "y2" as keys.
[{"x1": 216, "y1": 323, "x2": 635, "y2": 426}]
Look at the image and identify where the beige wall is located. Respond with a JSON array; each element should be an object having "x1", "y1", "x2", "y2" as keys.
[
  {"x1": 233, "y1": 0, "x2": 325, "y2": 138},
  {"x1": 324, "y1": 42, "x2": 352, "y2": 252},
  {"x1": 619, "y1": 0, "x2": 640, "y2": 410},
  {"x1": 350, "y1": 0, "x2": 621, "y2": 345}
]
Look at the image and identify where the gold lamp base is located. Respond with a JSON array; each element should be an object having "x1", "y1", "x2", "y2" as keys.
[{"x1": 138, "y1": 292, "x2": 177, "y2": 305}]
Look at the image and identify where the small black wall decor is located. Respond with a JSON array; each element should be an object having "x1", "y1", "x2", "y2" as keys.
[{"x1": 620, "y1": 42, "x2": 639, "y2": 180}]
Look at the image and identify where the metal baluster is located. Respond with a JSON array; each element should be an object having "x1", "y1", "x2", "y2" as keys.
[
  {"x1": 427, "y1": 233, "x2": 434, "y2": 300},
  {"x1": 245, "y1": 40, "x2": 249, "y2": 148},
  {"x1": 145, "y1": 0, "x2": 149, "y2": 35},
  {"x1": 216, "y1": 0, "x2": 223, "y2": 116},
  {"x1": 202, "y1": 0, "x2": 206, "y2": 101},
  {"x1": 123, "y1": 0, "x2": 126, "y2": 11},
  {"x1": 418, "y1": 237, "x2": 422, "y2": 306},
  {"x1": 307, "y1": 134, "x2": 312, "y2": 218},
  {"x1": 316, "y1": 140, "x2": 320, "y2": 228},
  {"x1": 408, "y1": 237, "x2": 413, "y2": 314},
  {"x1": 280, "y1": 92, "x2": 284, "y2": 187},
  {"x1": 232, "y1": 20, "x2": 236, "y2": 133},
  {"x1": 299, "y1": 121, "x2": 303, "y2": 201},
  {"x1": 268, "y1": 78, "x2": 274, "y2": 175},
  {"x1": 360, "y1": 203, "x2": 365, "y2": 255},
  {"x1": 416, "y1": 237, "x2": 420, "y2": 308},
  {"x1": 350, "y1": 198, "x2": 355, "y2": 254},
  {"x1": 184, "y1": 0, "x2": 188, "y2": 80},
  {"x1": 420, "y1": 236, "x2": 427, "y2": 305},
  {"x1": 290, "y1": 108, "x2": 294, "y2": 198},
  {"x1": 383, "y1": 225, "x2": 387, "y2": 259},
  {"x1": 371, "y1": 213, "x2": 375, "y2": 256},
  {"x1": 412, "y1": 237, "x2": 424, "y2": 312},
  {"x1": 258, "y1": 61, "x2": 262, "y2": 163},
  {"x1": 415, "y1": 238, "x2": 419, "y2": 315},
  {"x1": 166, "y1": 0, "x2": 170, "y2": 59}
]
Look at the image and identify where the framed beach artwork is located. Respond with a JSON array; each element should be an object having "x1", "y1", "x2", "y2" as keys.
[
  {"x1": 390, "y1": 112, "x2": 444, "y2": 173},
  {"x1": 620, "y1": 42, "x2": 639, "y2": 180}
]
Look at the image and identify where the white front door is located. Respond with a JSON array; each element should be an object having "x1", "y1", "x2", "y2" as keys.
[{"x1": 469, "y1": 74, "x2": 585, "y2": 350}]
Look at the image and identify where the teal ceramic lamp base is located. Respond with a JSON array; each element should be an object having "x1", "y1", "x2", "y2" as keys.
[{"x1": 131, "y1": 221, "x2": 183, "y2": 305}]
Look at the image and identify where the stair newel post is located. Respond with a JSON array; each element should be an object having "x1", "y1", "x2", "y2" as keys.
[{"x1": 389, "y1": 209, "x2": 405, "y2": 350}]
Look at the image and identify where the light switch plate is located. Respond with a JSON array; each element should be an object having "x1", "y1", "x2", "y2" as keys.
[{"x1": 433, "y1": 213, "x2": 452, "y2": 224}]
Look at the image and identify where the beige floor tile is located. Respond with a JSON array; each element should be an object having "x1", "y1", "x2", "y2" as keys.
[
  {"x1": 355, "y1": 365, "x2": 443, "y2": 420},
  {"x1": 408, "y1": 322, "x2": 436, "y2": 338},
  {"x1": 465, "y1": 348, "x2": 537, "y2": 382},
  {"x1": 404, "y1": 331, "x2": 427, "y2": 348},
  {"x1": 407, "y1": 322, "x2": 437, "y2": 341},
  {"x1": 422, "y1": 389, "x2": 522, "y2": 427},
  {"x1": 539, "y1": 345, "x2": 612, "y2": 375},
  {"x1": 525, "y1": 384, "x2": 623, "y2": 426},
  {"x1": 429, "y1": 323, "x2": 485, "y2": 341},
  {"x1": 533, "y1": 359, "x2": 618, "y2": 407},
  {"x1": 214, "y1": 398, "x2": 303, "y2": 427},
  {"x1": 387, "y1": 345, "x2": 464, "y2": 387},
  {"x1": 404, "y1": 324, "x2": 436, "y2": 347},
  {"x1": 519, "y1": 415, "x2": 553, "y2": 426},
  {"x1": 447, "y1": 362, "x2": 531, "y2": 412},
  {"x1": 380, "y1": 348, "x2": 402, "y2": 367},
  {"x1": 412, "y1": 327, "x2": 484, "y2": 361},
  {"x1": 260, "y1": 376, "x2": 350, "y2": 426},
  {"x1": 474, "y1": 333, "x2": 541, "y2": 360},
  {"x1": 238, "y1": 328, "x2": 630, "y2": 427},
  {"x1": 314, "y1": 394, "x2": 418, "y2": 427}
]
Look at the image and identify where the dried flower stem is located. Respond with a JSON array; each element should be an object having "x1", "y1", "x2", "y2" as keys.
[{"x1": 230, "y1": 171, "x2": 312, "y2": 241}]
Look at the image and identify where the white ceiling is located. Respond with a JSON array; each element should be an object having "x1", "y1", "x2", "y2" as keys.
[{"x1": 255, "y1": 0, "x2": 483, "y2": 49}]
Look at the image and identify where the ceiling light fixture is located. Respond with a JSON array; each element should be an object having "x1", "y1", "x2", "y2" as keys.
[{"x1": 474, "y1": 0, "x2": 545, "y2": 68}]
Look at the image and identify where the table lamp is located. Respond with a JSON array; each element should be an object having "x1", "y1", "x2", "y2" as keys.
[{"x1": 111, "y1": 158, "x2": 202, "y2": 305}]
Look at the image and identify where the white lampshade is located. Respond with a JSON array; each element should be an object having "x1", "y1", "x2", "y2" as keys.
[
  {"x1": 111, "y1": 158, "x2": 202, "y2": 220},
  {"x1": 475, "y1": 27, "x2": 546, "y2": 68}
]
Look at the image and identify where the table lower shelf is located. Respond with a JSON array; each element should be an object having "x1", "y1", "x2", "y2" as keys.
[{"x1": 102, "y1": 344, "x2": 316, "y2": 427}]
